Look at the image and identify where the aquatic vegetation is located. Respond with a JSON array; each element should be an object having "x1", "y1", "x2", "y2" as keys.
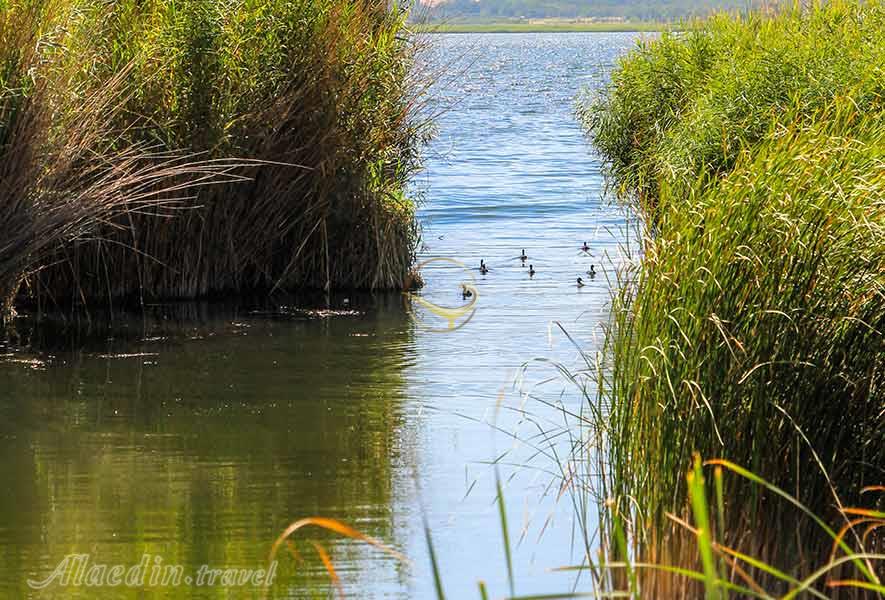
[
  {"x1": 578, "y1": 0, "x2": 885, "y2": 594},
  {"x1": 1, "y1": 0, "x2": 427, "y2": 314},
  {"x1": 0, "y1": 1, "x2": 241, "y2": 318},
  {"x1": 601, "y1": 109, "x2": 884, "y2": 540},
  {"x1": 580, "y1": 0, "x2": 885, "y2": 206},
  {"x1": 590, "y1": 455, "x2": 885, "y2": 599}
]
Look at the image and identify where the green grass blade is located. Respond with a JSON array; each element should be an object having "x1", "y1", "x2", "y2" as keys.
[
  {"x1": 827, "y1": 580, "x2": 885, "y2": 594},
  {"x1": 784, "y1": 554, "x2": 885, "y2": 600},
  {"x1": 423, "y1": 512, "x2": 447, "y2": 600},
  {"x1": 688, "y1": 456, "x2": 723, "y2": 600},
  {"x1": 479, "y1": 580, "x2": 490, "y2": 600},
  {"x1": 708, "y1": 460, "x2": 878, "y2": 583},
  {"x1": 496, "y1": 466, "x2": 516, "y2": 598}
]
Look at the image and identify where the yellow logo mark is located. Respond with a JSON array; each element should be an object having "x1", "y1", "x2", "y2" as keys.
[{"x1": 403, "y1": 257, "x2": 479, "y2": 332}]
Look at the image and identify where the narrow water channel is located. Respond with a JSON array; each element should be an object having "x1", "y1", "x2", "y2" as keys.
[{"x1": 0, "y1": 32, "x2": 642, "y2": 599}]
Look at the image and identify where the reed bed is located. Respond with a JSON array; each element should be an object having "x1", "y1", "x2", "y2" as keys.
[
  {"x1": 0, "y1": 1, "x2": 247, "y2": 319},
  {"x1": 1, "y1": 0, "x2": 426, "y2": 312},
  {"x1": 577, "y1": 1, "x2": 885, "y2": 596},
  {"x1": 580, "y1": 0, "x2": 885, "y2": 205}
]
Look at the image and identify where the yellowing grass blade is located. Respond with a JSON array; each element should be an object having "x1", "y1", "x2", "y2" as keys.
[
  {"x1": 309, "y1": 540, "x2": 344, "y2": 600},
  {"x1": 826, "y1": 579, "x2": 885, "y2": 594},
  {"x1": 783, "y1": 553, "x2": 885, "y2": 600},
  {"x1": 267, "y1": 516, "x2": 410, "y2": 598},
  {"x1": 841, "y1": 507, "x2": 885, "y2": 519},
  {"x1": 270, "y1": 517, "x2": 408, "y2": 565},
  {"x1": 829, "y1": 518, "x2": 882, "y2": 564},
  {"x1": 705, "y1": 459, "x2": 877, "y2": 583}
]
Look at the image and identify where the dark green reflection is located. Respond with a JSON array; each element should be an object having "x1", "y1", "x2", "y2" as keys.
[{"x1": 0, "y1": 295, "x2": 414, "y2": 599}]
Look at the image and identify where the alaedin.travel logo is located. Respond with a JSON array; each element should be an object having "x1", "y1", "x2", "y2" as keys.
[
  {"x1": 27, "y1": 554, "x2": 278, "y2": 590},
  {"x1": 403, "y1": 257, "x2": 479, "y2": 332}
]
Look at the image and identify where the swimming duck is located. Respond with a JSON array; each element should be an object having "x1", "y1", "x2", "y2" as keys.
[
  {"x1": 479, "y1": 260, "x2": 489, "y2": 275},
  {"x1": 461, "y1": 285, "x2": 473, "y2": 299},
  {"x1": 577, "y1": 277, "x2": 585, "y2": 288},
  {"x1": 587, "y1": 265, "x2": 597, "y2": 277},
  {"x1": 519, "y1": 249, "x2": 528, "y2": 262},
  {"x1": 528, "y1": 264, "x2": 536, "y2": 277},
  {"x1": 581, "y1": 241, "x2": 590, "y2": 253}
]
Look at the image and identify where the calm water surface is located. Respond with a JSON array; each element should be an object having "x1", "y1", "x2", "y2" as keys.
[{"x1": 0, "y1": 33, "x2": 641, "y2": 598}]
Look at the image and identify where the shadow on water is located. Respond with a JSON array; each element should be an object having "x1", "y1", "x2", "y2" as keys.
[{"x1": 0, "y1": 293, "x2": 416, "y2": 598}]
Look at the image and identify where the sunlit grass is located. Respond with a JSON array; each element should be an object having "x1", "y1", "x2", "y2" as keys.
[
  {"x1": 1, "y1": 0, "x2": 427, "y2": 316},
  {"x1": 575, "y1": 0, "x2": 884, "y2": 594},
  {"x1": 0, "y1": 0, "x2": 251, "y2": 319},
  {"x1": 579, "y1": 0, "x2": 885, "y2": 206},
  {"x1": 563, "y1": 456, "x2": 884, "y2": 599}
]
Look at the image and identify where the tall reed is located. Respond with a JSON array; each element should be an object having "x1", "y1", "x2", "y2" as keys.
[
  {"x1": 580, "y1": 0, "x2": 885, "y2": 205},
  {"x1": 579, "y1": 0, "x2": 885, "y2": 593},
  {"x1": 2, "y1": 0, "x2": 426, "y2": 311},
  {"x1": 594, "y1": 112, "x2": 884, "y2": 593},
  {"x1": 0, "y1": 0, "x2": 244, "y2": 319}
]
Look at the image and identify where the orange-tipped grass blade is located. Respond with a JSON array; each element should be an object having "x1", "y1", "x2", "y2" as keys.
[
  {"x1": 309, "y1": 540, "x2": 344, "y2": 600},
  {"x1": 826, "y1": 579, "x2": 885, "y2": 594},
  {"x1": 271, "y1": 517, "x2": 408, "y2": 565},
  {"x1": 267, "y1": 517, "x2": 410, "y2": 597},
  {"x1": 829, "y1": 517, "x2": 883, "y2": 564},
  {"x1": 841, "y1": 507, "x2": 885, "y2": 519},
  {"x1": 704, "y1": 459, "x2": 877, "y2": 584},
  {"x1": 862, "y1": 522, "x2": 885, "y2": 546}
]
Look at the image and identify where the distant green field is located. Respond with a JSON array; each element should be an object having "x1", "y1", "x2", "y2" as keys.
[{"x1": 412, "y1": 21, "x2": 668, "y2": 33}]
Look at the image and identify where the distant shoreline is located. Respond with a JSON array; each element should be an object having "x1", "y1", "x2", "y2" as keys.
[{"x1": 411, "y1": 21, "x2": 670, "y2": 33}]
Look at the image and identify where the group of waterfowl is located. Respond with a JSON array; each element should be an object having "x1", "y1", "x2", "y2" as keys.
[{"x1": 463, "y1": 242, "x2": 598, "y2": 298}]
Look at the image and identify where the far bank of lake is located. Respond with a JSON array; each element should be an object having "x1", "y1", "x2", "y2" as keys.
[{"x1": 414, "y1": 20, "x2": 666, "y2": 33}]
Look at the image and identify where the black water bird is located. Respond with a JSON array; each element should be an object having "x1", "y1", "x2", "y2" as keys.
[
  {"x1": 479, "y1": 260, "x2": 489, "y2": 275},
  {"x1": 528, "y1": 264, "x2": 536, "y2": 277},
  {"x1": 581, "y1": 241, "x2": 590, "y2": 252},
  {"x1": 577, "y1": 277, "x2": 585, "y2": 288},
  {"x1": 519, "y1": 249, "x2": 528, "y2": 262},
  {"x1": 461, "y1": 285, "x2": 473, "y2": 299},
  {"x1": 587, "y1": 265, "x2": 597, "y2": 277}
]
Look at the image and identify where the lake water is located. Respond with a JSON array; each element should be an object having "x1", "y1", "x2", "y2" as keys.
[{"x1": 0, "y1": 32, "x2": 642, "y2": 599}]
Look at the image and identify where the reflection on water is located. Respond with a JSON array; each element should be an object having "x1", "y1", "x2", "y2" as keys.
[
  {"x1": 404, "y1": 33, "x2": 642, "y2": 598},
  {"x1": 0, "y1": 298, "x2": 415, "y2": 598},
  {"x1": 0, "y1": 32, "x2": 643, "y2": 599}
]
